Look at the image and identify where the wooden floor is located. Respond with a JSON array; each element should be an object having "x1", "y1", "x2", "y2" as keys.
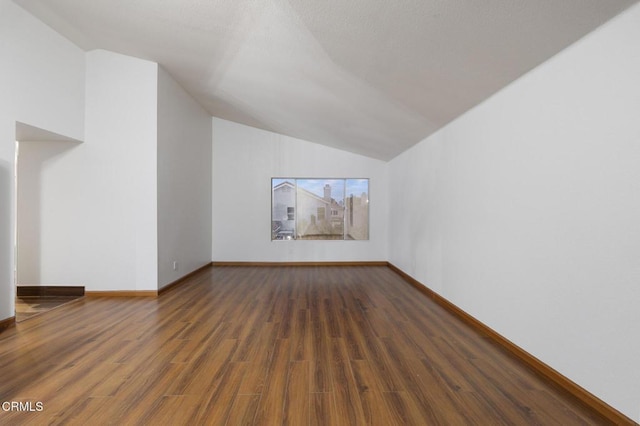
[
  {"x1": 15, "y1": 296, "x2": 84, "y2": 322},
  {"x1": 0, "y1": 266, "x2": 613, "y2": 425}
]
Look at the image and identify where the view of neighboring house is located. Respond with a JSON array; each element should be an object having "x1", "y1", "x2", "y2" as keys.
[
  {"x1": 272, "y1": 179, "x2": 368, "y2": 240},
  {"x1": 295, "y1": 183, "x2": 344, "y2": 239},
  {"x1": 272, "y1": 180, "x2": 296, "y2": 239}
]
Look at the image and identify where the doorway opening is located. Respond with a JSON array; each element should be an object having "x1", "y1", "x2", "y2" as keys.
[{"x1": 14, "y1": 122, "x2": 84, "y2": 322}]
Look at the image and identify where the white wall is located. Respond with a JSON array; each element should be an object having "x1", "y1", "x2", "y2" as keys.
[
  {"x1": 157, "y1": 67, "x2": 212, "y2": 288},
  {"x1": 388, "y1": 4, "x2": 640, "y2": 421},
  {"x1": 61, "y1": 50, "x2": 159, "y2": 292},
  {"x1": 23, "y1": 50, "x2": 159, "y2": 292},
  {"x1": 0, "y1": 0, "x2": 84, "y2": 320},
  {"x1": 212, "y1": 118, "x2": 388, "y2": 262},
  {"x1": 11, "y1": 48, "x2": 211, "y2": 294}
]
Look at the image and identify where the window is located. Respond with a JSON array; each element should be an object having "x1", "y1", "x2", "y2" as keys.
[{"x1": 272, "y1": 178, "x2": 368, "y2": 240}]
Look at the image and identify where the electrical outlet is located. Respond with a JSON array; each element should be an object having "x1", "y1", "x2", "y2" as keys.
[{"x1": 172, "y1": 261, "x2": 178, "y2": 271}]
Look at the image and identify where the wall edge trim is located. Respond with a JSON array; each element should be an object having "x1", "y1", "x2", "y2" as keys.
[
  {"x1": 386, "y1": 262, "x2": 637, "y2": 425},
  {"x1": 211, "y1": 261, "x2": 388, "y2": 267},
  {"x1": 85, "y1": 291, "x2": 158, "y2": 298},
  {"x1": 0, "y1": 316, "x2": 16, "y2": 333}
]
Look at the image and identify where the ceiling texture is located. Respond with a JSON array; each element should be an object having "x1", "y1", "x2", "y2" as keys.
[{"x1": 15, "y1": 0, "x2": 638, "y2": 160}]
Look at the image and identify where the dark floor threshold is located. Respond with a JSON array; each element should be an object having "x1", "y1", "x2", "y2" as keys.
[{"x1": 17, "y1": 286, "x2": 85, "y2": 298}]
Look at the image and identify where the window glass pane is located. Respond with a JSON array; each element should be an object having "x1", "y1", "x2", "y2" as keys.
[
  {"x1": 296, "y1": 179, "x2": 344, "y2": 240},
  {"x1": 345, "y1": 179, "x2": 369, "y2": 240},
  {"x1": 272, "y1": 179, "x2": 296, "y2": 240}
]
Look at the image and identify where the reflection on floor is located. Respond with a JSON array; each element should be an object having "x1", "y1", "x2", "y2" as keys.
[{"x1": 15, "y1": 296, "x2": 84, "y2": 322}]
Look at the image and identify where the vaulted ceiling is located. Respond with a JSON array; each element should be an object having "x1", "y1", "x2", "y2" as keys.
[{"x1": 15, "y1": 0, "x2": 637, "y2": 160}]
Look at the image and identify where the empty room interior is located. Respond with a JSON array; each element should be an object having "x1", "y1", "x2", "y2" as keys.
[{"x1": 1, "y1": 0, "x2": 639, "y2": 424}]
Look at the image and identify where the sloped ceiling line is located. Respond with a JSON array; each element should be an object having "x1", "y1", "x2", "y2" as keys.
[{"x1": 14, "y1": 0, "x2": 638, "y2": 160}]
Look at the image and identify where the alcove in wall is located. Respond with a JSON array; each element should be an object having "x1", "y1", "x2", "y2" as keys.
[{"x1": 15, "y1": 122, "x2": 84, "y2": 320}]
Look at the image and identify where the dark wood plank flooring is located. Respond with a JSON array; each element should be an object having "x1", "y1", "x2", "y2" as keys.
[{"x1": 0, "y1": 266, "x2": 615, "y2": 425}]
